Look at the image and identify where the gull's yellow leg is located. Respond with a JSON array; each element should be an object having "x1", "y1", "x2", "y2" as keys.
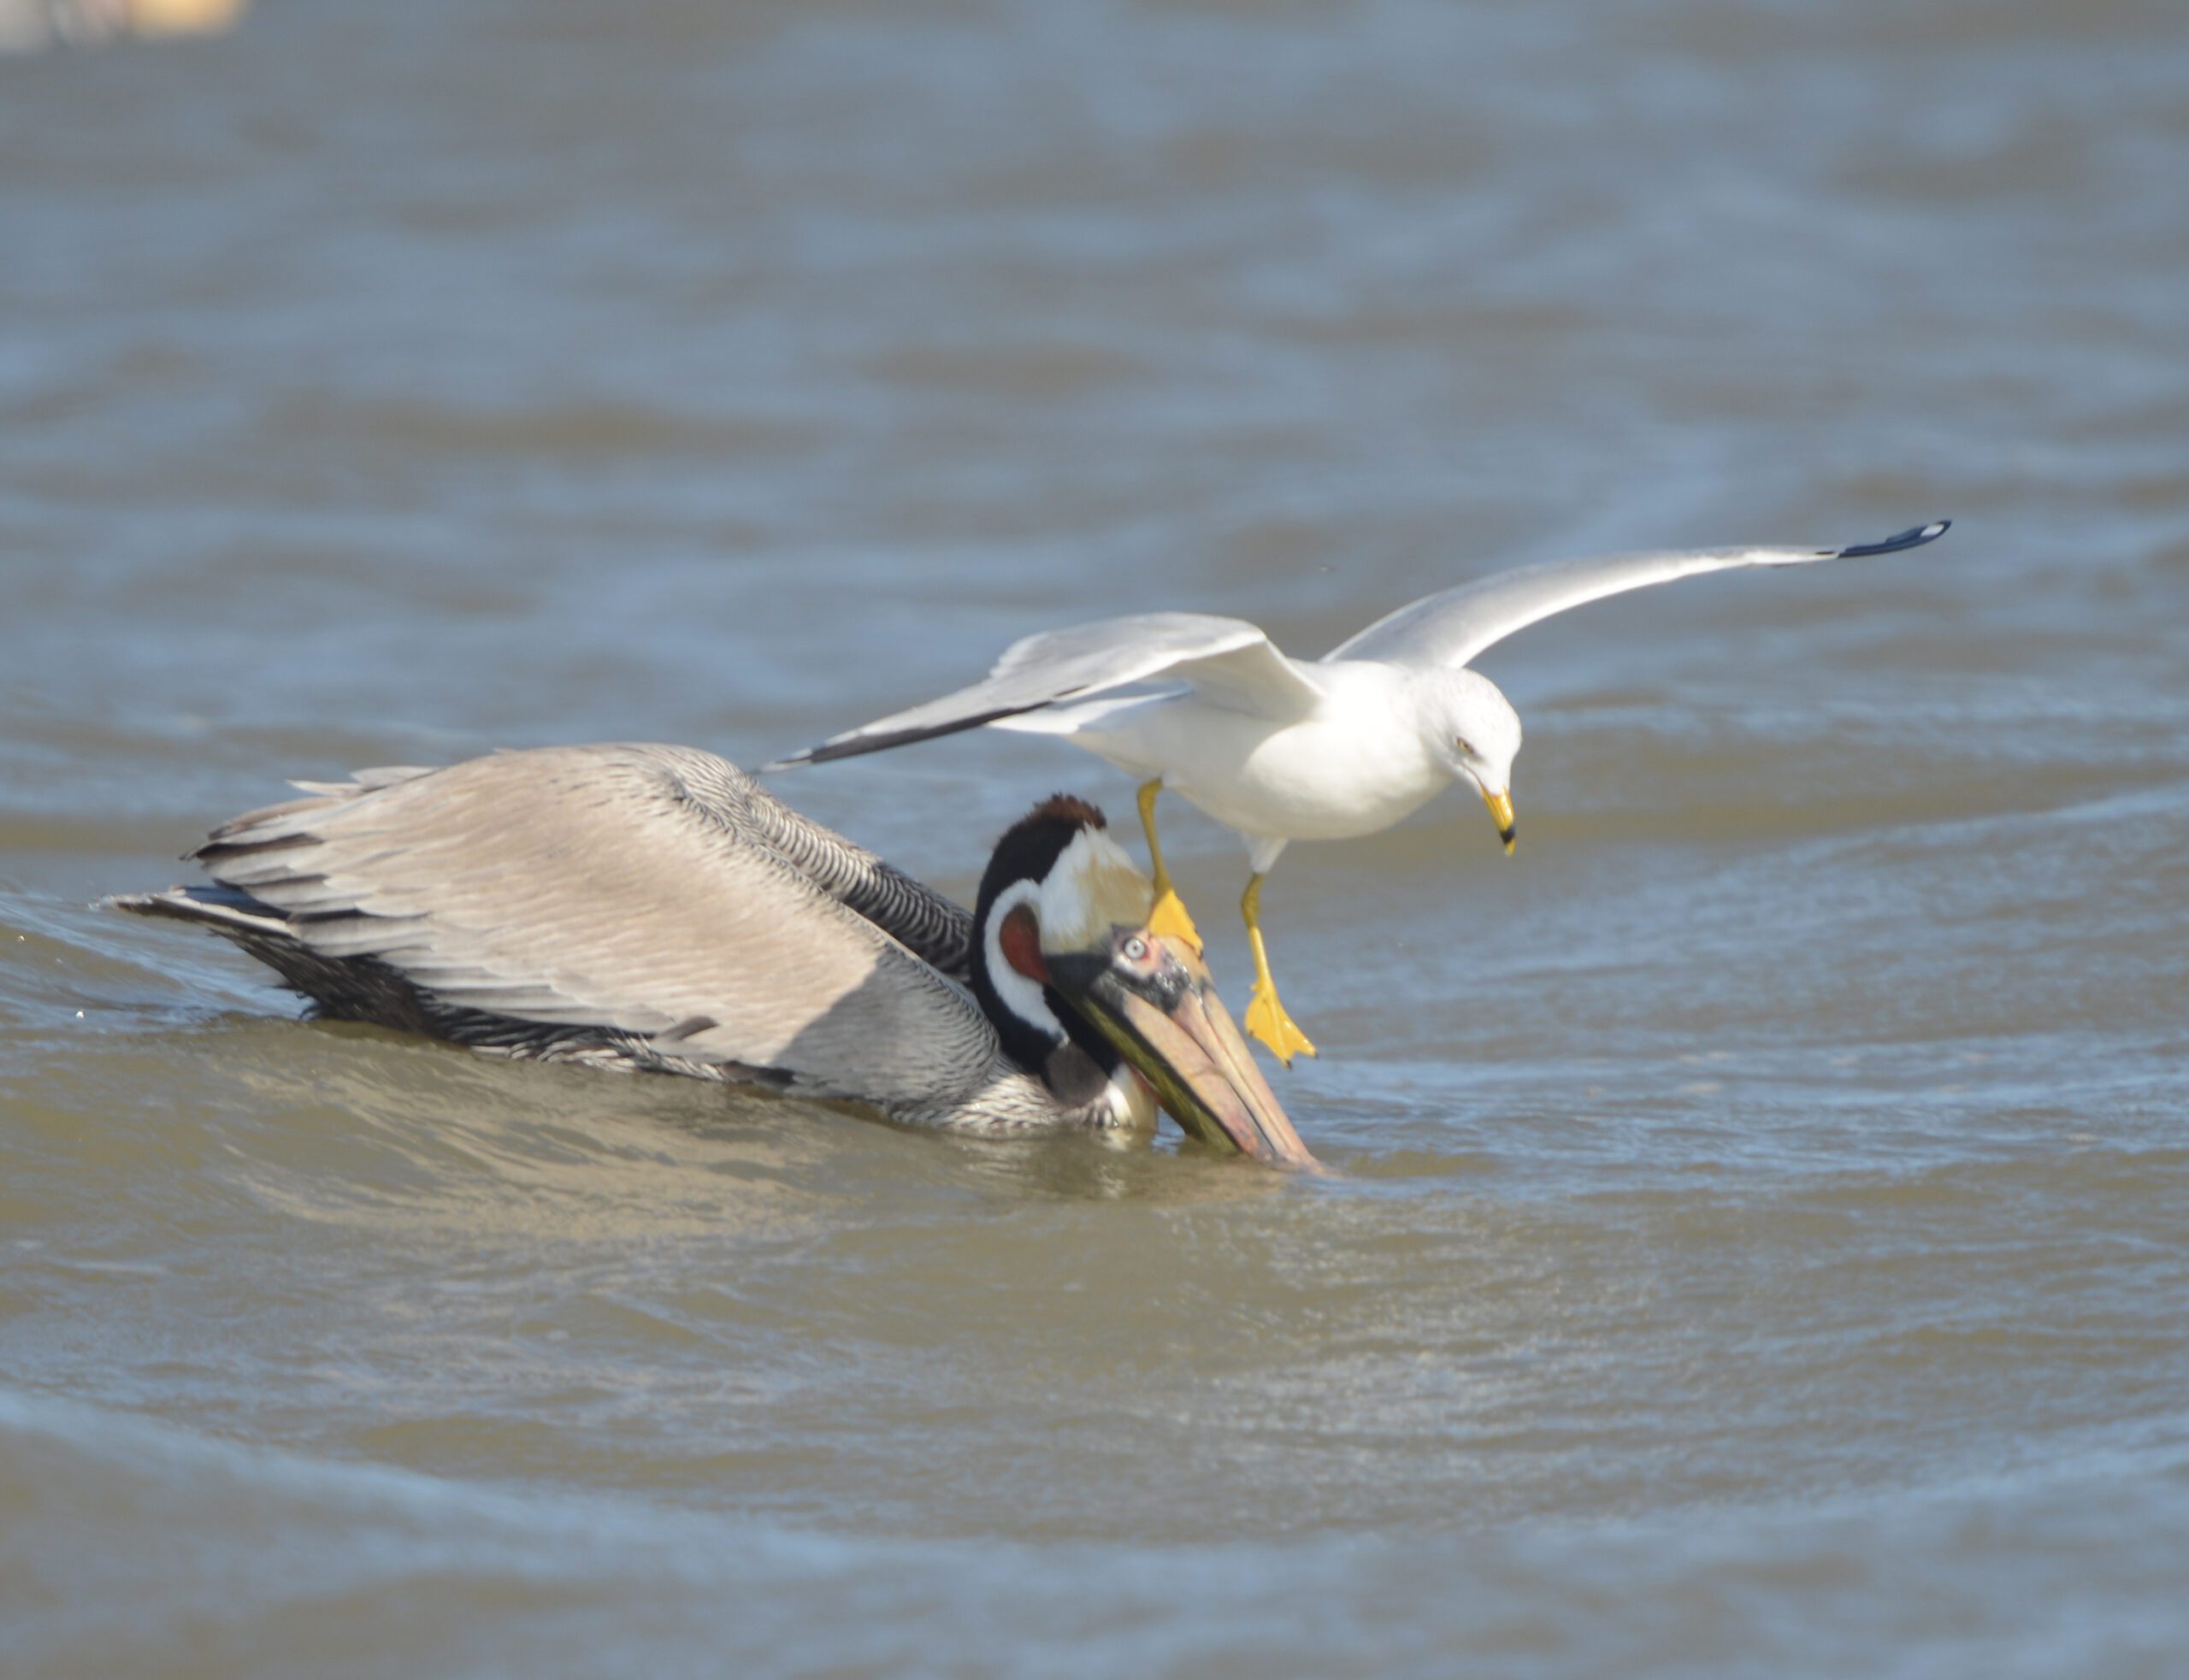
[
  {"x1": 1136, "y1": 779, "x2": 1203, "y2": 951},
  {"x1": 1239, "y1": 872, "x2": 1316, "y2": 1065}
]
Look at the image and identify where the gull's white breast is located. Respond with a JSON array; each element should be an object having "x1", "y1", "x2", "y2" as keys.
[{"x1": 1065, "y1": 661, "x2": 1451, "y2": 843}]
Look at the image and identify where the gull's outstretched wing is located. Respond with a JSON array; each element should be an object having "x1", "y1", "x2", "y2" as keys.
[
  {"x1": 1324, "y1": 522, "x2": 1951, "y2": 671},
  {"x1": 116, "y1": 745, "x2": 1010, "y2": 1115},
  {"x1": 770, "y1": 613, "x2": 1326, "y2": 769}
]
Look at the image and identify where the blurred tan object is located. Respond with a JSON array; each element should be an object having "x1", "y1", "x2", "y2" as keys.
[
  {"x1": 129, "y1": 0, "x2": 245, "y2": 36},
  {"x1": 0, "y1": 0, "x2": 244, "y2": 50}
]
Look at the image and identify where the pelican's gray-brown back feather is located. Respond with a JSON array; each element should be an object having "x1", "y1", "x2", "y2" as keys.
[
  {"x1": 643, "y1": 750, "x2": 972, "y2": 980},
  {"x1": 117, "y1": 745, "x2": 1053, "y2": 1129}
]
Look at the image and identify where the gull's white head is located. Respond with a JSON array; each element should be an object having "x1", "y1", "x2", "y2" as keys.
[{"x1": 1413, "y1": 668, "x2": 1524, "y2": 853}]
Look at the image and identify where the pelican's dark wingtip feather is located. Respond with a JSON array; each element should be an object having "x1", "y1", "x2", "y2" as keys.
[{"x1": 1834, "y1": 520, "x2": 1951, "y2": 560}]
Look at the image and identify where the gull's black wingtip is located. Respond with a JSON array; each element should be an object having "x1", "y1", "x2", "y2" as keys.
[
  {"x1": 761, "y1": 736, "x2": 900, "y2": 771},
  {"x1": 761, "y1": 730, "x2": 944, "y2": 772},
  {"x1": 1836, "y1": 520, "x2": 1951, "y2": 559},
  {"x1": 760, "y1": 702, "x2": 1058, "y2": 775}
]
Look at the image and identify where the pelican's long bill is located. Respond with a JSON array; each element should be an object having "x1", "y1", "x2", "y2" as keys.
[{"x1": 1047, "y1": 936, "x2": 1319, "y2": 1170}]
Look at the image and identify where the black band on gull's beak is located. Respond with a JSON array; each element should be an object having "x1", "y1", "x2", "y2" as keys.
[
  {"x1": 1483, "y1": 787, "x2": 1516, "y2": 855},
  {"x1": 1047, "y1": 935, "x2": 1319, "y2": 1170}
]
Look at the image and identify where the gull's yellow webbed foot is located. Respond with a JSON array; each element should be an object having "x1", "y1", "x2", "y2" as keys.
[
  {"x1": 1136, "y1": 778, "x2": 1203, "y2": 952},
  {"x1": 1148, "y1": 888, "x2": 1202, "y2": 950},
  {"x1": 1243, "y1": 981, "x2": 1317, "y2": 1066},
  {"x1": 1240, "y1": 872, "x2": 1316, "y2": 1065}
]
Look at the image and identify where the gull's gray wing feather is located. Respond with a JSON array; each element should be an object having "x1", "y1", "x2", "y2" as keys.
[
  {"x1": 128, "y1": 744, "x2": 1007, "y2": 1116},
  {"x1": 770, "y1": 613, "x2": 1326, "y2": 769},
  {"x1": 1324, "y1": 522, "x2": 1951, "y2": 670}
]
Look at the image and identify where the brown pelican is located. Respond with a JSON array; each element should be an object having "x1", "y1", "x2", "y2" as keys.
[
  {"x1": 772, "y1": 521, "x2": 1951, "y2": 1062},
  {"x1": 112, "y1": 744, "x2": 1315, "y2": 1167}
]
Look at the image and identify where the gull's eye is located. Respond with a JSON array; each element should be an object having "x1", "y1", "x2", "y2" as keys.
[
  {"x1": 1454, "y1": 737, "x2": 1476, "y2": 758},
  {"x1": 1121, "y1": 934, "x2": 1149, "y2": 963}
]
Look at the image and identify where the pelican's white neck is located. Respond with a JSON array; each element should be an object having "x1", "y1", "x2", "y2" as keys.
[{"x1": 980, "y1": 875, "x2": 1065, "y2": 1044}]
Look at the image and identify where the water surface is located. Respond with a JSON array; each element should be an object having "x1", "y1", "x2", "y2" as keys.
[{"x1": 4, "y1": 1, "x2": 2187, "y2": 1674}]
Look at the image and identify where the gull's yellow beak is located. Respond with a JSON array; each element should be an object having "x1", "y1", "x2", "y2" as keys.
[{"x1": 1484, "y1": 787, "x2": 1516, "y2": 855}]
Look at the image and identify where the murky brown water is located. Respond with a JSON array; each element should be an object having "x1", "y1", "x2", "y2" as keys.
[{"x1": 5, "y1": 2, "x2": 2188, "y2": 1674}]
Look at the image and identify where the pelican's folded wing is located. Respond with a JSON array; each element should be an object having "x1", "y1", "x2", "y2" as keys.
[
  {"x1": 1324, "y1": 522, "x2": 1950, "y2": 671},
  {"x1": 769, "y1": 612, "x2": 1327, "y2": 768},
  {"x1": 122, "y1": 744, "x2": 1006, "y2": 1112}
]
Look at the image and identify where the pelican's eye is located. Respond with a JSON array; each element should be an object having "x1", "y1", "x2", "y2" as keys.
[{"x1": 1121, "y1": 934, "x2": 1149, "y2": 963}]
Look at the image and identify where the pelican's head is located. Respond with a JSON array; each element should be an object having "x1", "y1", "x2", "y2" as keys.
[
  {"x1": 971, "y1": 797, "x2": 1317, "y2": 1168},
  {"x1": 1417, "y1": 668, "x2": 1523, "y2": 854}
]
